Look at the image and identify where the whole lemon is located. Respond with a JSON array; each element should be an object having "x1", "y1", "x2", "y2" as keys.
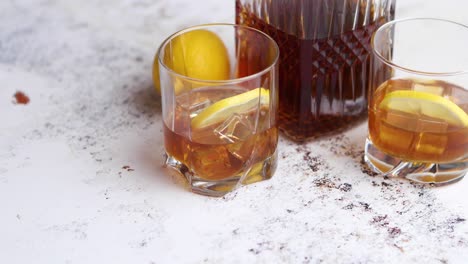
[{"x1": 153, "y1": 29, "x2": 231, "y2": 94}]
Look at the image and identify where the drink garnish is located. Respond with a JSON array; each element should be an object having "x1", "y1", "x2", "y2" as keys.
[
  {"x1": 379, "y1": 90, "x2": 468, "y2": 127},
  {"x1": 191, "y1": 88, "x2": 269, "y2": 129}
]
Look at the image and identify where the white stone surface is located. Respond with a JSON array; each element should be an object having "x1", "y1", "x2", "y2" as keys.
[{"x1": 1, "y1": 0, "x2": 467, "y2": 263}]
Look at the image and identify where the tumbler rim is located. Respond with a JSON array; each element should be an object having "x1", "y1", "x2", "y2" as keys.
[
  {"x1": 157, "y1": 23, "x2": 280, "y2": 84},
  {"x1": 372, "y1": 17, "x2": 468, "y2": 76}
]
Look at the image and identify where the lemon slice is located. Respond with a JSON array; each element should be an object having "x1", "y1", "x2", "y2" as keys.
[
  {"x1": 379, "y1": 90, "x2": 468, "y2": 127},
  {"x1": 191, "y1": 88, "x2": 269, "y2": 129}
]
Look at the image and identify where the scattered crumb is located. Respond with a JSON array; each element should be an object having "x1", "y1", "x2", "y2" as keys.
[
  {"x1": 122, "y1": 165, "x2": 134, "y2": 172},
  {"x1": 13, "y1": 91, "x2": 30, "y2": 105}
]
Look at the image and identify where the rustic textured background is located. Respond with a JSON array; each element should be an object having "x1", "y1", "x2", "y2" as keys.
[{"x1": 1, "y1": 0, "x2": 467, "y2": 263}]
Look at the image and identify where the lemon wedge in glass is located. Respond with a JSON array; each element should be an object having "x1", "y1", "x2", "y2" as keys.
[
  {"x1": 379, "y1": 90, "x2": 468, "y2": 127},
  {"x1": 191, "y1": 88, "x2": 270, "y2": 129}
]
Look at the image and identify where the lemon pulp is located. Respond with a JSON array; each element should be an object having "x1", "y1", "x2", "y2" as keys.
[
  {"x1": 191, "y1": 88, "x2": 270, "y2": 129},
  {"x1": 379, "y1": 90, "x2": 468, "y2": 127}
]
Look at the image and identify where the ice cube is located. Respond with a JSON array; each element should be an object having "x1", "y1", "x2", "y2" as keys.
[
  {"x1": 176, "y1": 92, "x2": 191, "y2": 109},
  {"x1": 385, "y1": 111, "x2": 449, "y2": 134},
  {"x1": 384, "y1": 111, "x2": 419, "y2": 132},
  {"x1": 255, "y1": 106, "x2": 271, "y2": 132},
  {"x1": 176, "y1": 92, "x2": 212, "y2": 119},
  {"x1": 415, "y1": 132, "x2": 447, "y2": 155},
  {"x1": 379, "y1": 121, "x2": 414, "y2": 152},
  {"x1": 214, "y1": 114, "x2": 254, "y2": 143},
  {"x1": 226, "y1": 135, "x2": 255, "y2": 162},
  {"x1": 416, "y1": 118, "x2": 448, "y2": 134},
  {"x1": 412, "y1": 79, "x2": 443, "y2": 95},
  {"x1": 188, "y1": 99, "x2": 212, "y2": 119},
  {"x1": 190, "y1": 145, "x2": 242, "y2": 180}
]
